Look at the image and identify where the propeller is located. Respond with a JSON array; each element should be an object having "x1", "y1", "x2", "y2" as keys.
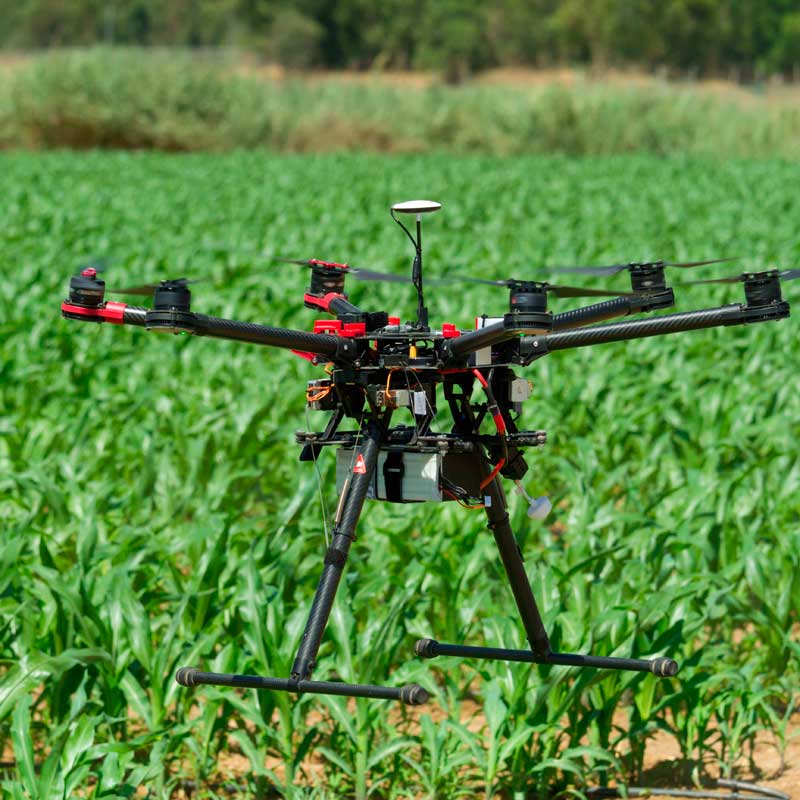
[
  {"x1": 449, "y1": 276, "x2": 634, "y2": 298},
  {"x1": 107, "y1": 277, "x2": 202, "y2": 297},
  {"x1": 202, "y1": 242, "x2": 414, "y2": 284},
  {"x1": 275, "y1": 257, "x2": 412, "y2": 284},
  {"x1": 681, "y1": 268, "x2": 800, "y2": 286},
  {"x1": 551, "y1": 257, "x2": 738, "y2": 278}
]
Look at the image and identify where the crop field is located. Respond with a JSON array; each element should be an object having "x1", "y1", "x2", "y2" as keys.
[{"x1": 1, "y1": 151, "x2": 799, "y2": 798}]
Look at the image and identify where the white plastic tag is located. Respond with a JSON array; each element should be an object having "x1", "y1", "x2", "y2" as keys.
[{"x1": 413, "y1": 391, "x2": 427, "y2": 415}]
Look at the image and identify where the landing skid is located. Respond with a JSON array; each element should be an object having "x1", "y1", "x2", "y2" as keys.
[{"x1": 177, "y1": 415, "x2": 678, "y2": 704}]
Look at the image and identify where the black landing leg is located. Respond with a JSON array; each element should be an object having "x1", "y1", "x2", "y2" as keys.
[
  {"x1": 415, "y1": 461, "x2": 678, "y2": 679},
  {"x1": 177, "y1": 420, "x2": 429, "y2": 705}
]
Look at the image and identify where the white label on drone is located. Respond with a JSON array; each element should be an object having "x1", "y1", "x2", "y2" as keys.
[{"x1": 413, "y1": 391, "x2": 427, "y2": 415}]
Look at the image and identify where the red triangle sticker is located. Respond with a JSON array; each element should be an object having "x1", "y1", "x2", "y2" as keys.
[{"x1": 353, "y1": 454, "x2": 367, "y2": 474}]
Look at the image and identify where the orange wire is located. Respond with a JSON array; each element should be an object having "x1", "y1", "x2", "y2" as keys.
[
  {"x1": 444, "y1": 489, "x2": 484, "y2": 509},
  {"x1": 306, "y1": 386, "x2": 332, "y2": 402},
  {"x1": 385, "y1": 368, "x2": 400, "y2": 400}
]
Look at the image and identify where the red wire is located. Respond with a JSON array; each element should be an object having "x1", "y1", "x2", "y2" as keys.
[
  {"x1": 479, "y1": 458, "x2": 505, "y2": 490},
  {"x1": 471, "y1": 368, "x2": 506, "y2": 488},
  {"x1": 471, "y1": 368, "x2": 488, "y2": 388}
]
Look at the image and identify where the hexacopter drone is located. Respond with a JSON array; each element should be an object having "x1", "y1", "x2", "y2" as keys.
[{"x1": 62, "y1": 200, "x2": 795, "y2": 706}]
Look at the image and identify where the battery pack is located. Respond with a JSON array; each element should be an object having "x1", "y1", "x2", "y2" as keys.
[
  {"x1": 335, "y1": 449, "x2": 484, "y2": 504},
  {"x1": 336, "y1": 449, "x2": 441, "y2": 502}
]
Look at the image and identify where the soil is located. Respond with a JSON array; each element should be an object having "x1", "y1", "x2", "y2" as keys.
[
  {"x1": 208, "y1": 705, "x2": 800, "y2": 798},
  {"x1": 624, "y1": 711, "x2": 799, "y2": 798}
]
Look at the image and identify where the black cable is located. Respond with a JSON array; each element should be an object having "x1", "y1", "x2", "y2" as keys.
[
  {"x1": 391, "y1": 208, "x2": 428, "y2": 327},
  {"x1": 587, "y1": 779, "x2": 789, "y2": 800},
  {"x1": 391, "y1": 208, "x2": 418, "y2": 251}
]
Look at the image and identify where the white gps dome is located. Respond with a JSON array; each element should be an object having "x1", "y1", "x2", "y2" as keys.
[{"x1": 391, "y1": 200, "x2": 442, "y2": 214}]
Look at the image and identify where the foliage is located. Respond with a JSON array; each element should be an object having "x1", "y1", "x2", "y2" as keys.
[
  {"x1": 1, "y1": 151, "x2": 799, "y2": 797},
  {"x1": 4, "y1": 48, "x2": 800, "y2": 157},
  {"x1": 3, "y1": 0, "x2": 800, "y2": 77}
]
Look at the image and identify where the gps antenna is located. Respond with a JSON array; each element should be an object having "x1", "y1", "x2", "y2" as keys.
[{"x1": 391, "y1": 200, "x2": 441, "y2": 329}]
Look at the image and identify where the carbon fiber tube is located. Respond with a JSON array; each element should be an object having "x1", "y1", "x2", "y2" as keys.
[
  {"x1": 122, "y1": 306, "x2": 148, "y2": 326},
  {"x1": 175, "y1": 668, "x2": 429, "y2": 704},
  {"x1": 291, "y1": 423, "x2": 381, "y2": 680},
  {"x1": 548, "y1": 651, "x2": 678, "y2": 675},
  {"x1": 552, "y1": 290, "x2": 676, "y2": 331},
  {"x1": 525, "y1": 304, "x2": 746, "y2": 356},
  {"x1": 193, "y1": 314, "x2": 340, "y2": 356},
  {"x1": 551, "y1": 296, "x2": 636, "y2": 331},
  {"x1": 447, "y1": 320, "x2": 519, "y2": 359},
  {"x1": 415, "y1": 640, "x2": 678, "y2": 676},
  {"x1": 328, "y1": 296, "x2": 363, "y2": 316},
  {"x1": 481, "y1": 459, "x2": 551, "y2": 657}
]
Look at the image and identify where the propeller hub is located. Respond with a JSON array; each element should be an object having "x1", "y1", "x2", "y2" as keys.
[
  {"x1": 630, "y1": 263, "x2": 667, "y2": 292},
  {"x1": 309, "y1": 264, "x2": 346, "y2": 297}
]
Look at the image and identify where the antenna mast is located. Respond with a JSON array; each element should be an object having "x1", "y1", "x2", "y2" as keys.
[{"x1": 391, "y1": 200, "x2": 442, "y2": 329}]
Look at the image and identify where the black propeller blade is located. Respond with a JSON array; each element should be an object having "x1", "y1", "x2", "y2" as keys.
[
  {"x1": 274, "y1": 257, "x2": 412, "y2": 284},
  {"x1": 682, "y1": 268, "x2": 800, "y2": 286},
  {"x1": 204, "y1": 243, "x2": 414, "y2": 284},
  {"x1": 108, "y1": 277, "x2": 202, "y2": 297},
  {"x1": 453, "y1": 276, "x2": 634, "y2": 298},
  {"x1": 552, "y1": 257, "x2": 738, "y2": 277}
]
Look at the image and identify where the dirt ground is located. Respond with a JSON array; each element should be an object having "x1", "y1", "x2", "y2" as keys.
[
  {"x1": 628, "y1": 712, "x2": 799, "y2": 798},
  {"x1": 208, "y1": 706, "x2": 800, "y2": 798}
]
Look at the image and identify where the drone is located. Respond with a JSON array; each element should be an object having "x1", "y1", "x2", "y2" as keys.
[{"x1": 62, "y1": 200, "x2": 794, "y2": 706}]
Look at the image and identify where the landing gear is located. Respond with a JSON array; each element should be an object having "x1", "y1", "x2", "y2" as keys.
[{"x1": 176, "y1": 420, "x2": 677, "y2": 705}]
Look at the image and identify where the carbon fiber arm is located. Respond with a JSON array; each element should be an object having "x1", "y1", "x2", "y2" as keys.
[
  {"x1": 551, "y1": 290, "x2": 674, "y2": 331},
  {"x1": 122, "y1": 306, "x2": 148, "y2": 326},
  {"x1": 520, "y1": 301, "x2": 789, "y2": 362},
  {"x1": 445, "y1": 320, "x2": 533, "y2": 360},
  {"x1": 191, "y1": 314, "x2": 343, "y2": 357}
]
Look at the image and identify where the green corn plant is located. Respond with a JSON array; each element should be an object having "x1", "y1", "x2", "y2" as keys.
[{"x1": 2, "y1": 150, "x2": 800, "y2": 795}]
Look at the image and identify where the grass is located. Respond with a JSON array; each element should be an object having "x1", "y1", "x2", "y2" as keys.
[
  {"x1": 1, "y1": 150, "x2": 799, "y2": 797},
  {"x1": 3, "y1": 48, "x2": 800, "y2": 157}
]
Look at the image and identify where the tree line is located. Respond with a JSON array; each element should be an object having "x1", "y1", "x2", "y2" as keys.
[{"x1": 1, "y1": 0, "x2": 799, "y2": 81}]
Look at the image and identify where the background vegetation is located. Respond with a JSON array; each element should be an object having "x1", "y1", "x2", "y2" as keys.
[
  {"x1": 1, "y1": 2, "x2": 799, "y2": 795},
  {"x1": 3, "y1": 49, "x2": 800, "y2": 157},
  {"x1": 2, "y1": 0, "x2": 800, "y2": 79},
  {"x1": 1, "y1": 151, "x2": 798, "y2": 797}
]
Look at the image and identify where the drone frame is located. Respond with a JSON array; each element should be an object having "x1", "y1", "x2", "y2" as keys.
[{"x1": 62, "y1": 245, "x2": 791, "y2": 707}]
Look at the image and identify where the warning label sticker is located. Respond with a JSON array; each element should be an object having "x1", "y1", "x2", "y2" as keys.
[{"x1": 353, "y1": 454, "x2": 367, "y2": 474}]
